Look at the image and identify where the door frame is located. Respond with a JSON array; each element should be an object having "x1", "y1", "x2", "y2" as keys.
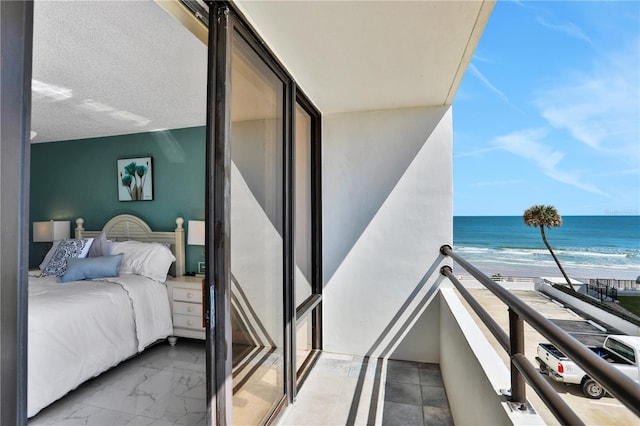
[
  {"x1": 0, "y1": 1, "x2": 323, "y2": 423},
  {"x1": 0, "y1": 1, "x2": 33, "y2": 424},
  {"x1": 204, "y1": 1, "x2": 323, "y2": 424}
]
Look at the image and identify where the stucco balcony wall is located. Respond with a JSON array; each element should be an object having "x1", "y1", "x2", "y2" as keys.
[
  {"x1": 439, "y1": 288, "x2": 544, "y2": 425},
  {"x1": 322, "y1": 105, "x2": 452, "y2": 360}
]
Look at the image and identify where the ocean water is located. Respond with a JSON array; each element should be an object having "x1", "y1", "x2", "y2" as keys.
[{"x1": 453, "y1": 216, "x2": 640, "y2": 280}]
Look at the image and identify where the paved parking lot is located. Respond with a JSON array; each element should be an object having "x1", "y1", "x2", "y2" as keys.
[{"x1": 458, "y1": 285, "x2": 638, "y2": 425}]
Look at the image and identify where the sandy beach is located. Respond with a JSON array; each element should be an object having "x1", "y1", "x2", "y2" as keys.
[{"x1": 452, "y1": 261, "x2": 639, "y2": 282}]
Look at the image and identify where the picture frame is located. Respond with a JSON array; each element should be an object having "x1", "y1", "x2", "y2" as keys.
[{"x1": 117, "y1": 157, "x2": 154, "y2": 201}]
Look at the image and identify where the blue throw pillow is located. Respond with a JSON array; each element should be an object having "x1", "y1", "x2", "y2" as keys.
[{"x1": 58, "y1": 254, "x2": 123, "y2": 283}]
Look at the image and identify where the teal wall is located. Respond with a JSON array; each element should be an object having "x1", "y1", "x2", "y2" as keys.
[{"x1": 30, "y1": 127, "x2": 206, "y2": 274}]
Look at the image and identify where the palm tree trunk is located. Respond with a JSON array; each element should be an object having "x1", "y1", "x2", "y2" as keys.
[{"x1": 540, "y1": 227, "x2": 575, "y2": 291}]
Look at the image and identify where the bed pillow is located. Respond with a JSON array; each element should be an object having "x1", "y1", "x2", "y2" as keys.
[
  {"x1": 38, "y1": 240, "x2": 61, "y2": 271},
  {"x1": 58, "y1": 254, "x2": 123, "y2": 283},
  {"x1": 111, "y1": 240, "x2": 176, "y2": 282},
  {"x1": 42, "y1": 238, "x2": 94, "y2": 276},
  {"x1": 88, "y1": 232, "x2": 111, "y2": 258}
]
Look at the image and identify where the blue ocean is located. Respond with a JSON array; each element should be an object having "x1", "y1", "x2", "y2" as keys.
[{"x1": 453, "y1": 216, "x2": 640, "y2": 280}]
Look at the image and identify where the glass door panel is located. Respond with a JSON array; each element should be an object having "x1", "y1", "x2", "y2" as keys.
[
  {"x1": 295, "y1": 104, "x2": 313, "y2": 306},
  {"x1": 296, "y1": 315, "x2": 313, "y2": 373},
  {"x1": 294, "y1": 101, "x2": 321, "y2": 381},
  {"x1": 229, "y1": 31, "x2": 285, "y2": 425}
]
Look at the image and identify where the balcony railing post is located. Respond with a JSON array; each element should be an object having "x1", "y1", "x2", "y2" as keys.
[
  {"x1": 440, "y1": 244, "x2": 640, "y2": 419},
  {"x1": 509, "y1": 308, "x2": 526, "y2": 405}
]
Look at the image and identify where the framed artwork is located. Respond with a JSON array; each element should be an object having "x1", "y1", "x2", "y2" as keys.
[{"x1": 117, "y1": 157, "x2": 154, "y2": 201}]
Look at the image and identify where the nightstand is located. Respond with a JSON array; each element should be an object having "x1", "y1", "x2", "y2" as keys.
[{"x1": 166, "y1": 276, "x2": 205, "y2": 343}]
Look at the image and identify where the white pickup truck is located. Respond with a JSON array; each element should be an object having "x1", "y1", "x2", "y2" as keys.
[{"x1": 536, "y1": 335, "x2": 640, "y2": 398}]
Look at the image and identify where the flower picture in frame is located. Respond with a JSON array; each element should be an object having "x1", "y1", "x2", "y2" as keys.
[{"x1": 117, "y1": 157, "x2": 153, "y2": 201}]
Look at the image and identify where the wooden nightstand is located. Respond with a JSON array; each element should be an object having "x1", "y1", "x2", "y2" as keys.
[{"x1": 166, "y1": 276, "x2": 205, "y2": 343}]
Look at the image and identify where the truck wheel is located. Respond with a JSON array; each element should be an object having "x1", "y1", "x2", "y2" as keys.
[{"x1": 582, "y1": 378, "x2": 604, "y2": 399}]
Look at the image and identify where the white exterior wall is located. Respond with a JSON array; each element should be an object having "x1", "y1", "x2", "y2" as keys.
[
  {"x1": 439, "y1": 288, "x2": 545, "y2": 426},
  {"x1": 322, "y1": 105, "x2": 453, "y2": 359}
]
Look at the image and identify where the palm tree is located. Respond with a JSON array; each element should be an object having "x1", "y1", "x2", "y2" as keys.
[{"x1": 523, "y1": 205, "x2": 575, "y2": 291}]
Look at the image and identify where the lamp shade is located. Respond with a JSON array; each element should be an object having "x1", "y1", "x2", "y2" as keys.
[
  {"x1": 187, "y1": 220, "x2": 205, "y2": 246},
  {"x1": 33, "y1": 220, "x2": 70, "y2": 242}
]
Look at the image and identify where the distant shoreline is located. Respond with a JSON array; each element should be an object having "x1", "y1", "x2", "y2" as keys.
[
  {"x1": 452, "y1": 216, "x2": 639, "y2": 281},
  {"x1": 453, "y1": 214, "x2": 640, "y2": 217},
  {"x1": 452, "y1": 262, "x2": 639, "y2": 282}
]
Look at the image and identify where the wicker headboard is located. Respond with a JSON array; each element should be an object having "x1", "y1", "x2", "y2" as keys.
[{"x1": 74, "y1": 214, "x2": 185, "y2": 277}]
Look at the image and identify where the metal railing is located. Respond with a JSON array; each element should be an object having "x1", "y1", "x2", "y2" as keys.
[
  {"x1": 588, "y1": 282, "x2": 618, "y2": 302},
  {"x1": 582, "y1": 278, "x2": 640, "y2": 290},
  {"x1": 439, "y1": 245, "x2": 640, "y2": 425}
]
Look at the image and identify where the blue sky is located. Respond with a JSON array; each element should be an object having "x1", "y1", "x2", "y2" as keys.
[{"x1": 453, "y1": 0, "x2": 639, "y2": 216}]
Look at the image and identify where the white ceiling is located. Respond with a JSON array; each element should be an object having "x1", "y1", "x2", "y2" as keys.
[
  {"x1": 31, "y1": 0, "x2": 208, "y2": 143},
  {"x1": 236, "y1": 0, "x2": 493, "y2": 113},
  {"x1": 30, "y1": 0, "x2": 493, "y2": 144}
]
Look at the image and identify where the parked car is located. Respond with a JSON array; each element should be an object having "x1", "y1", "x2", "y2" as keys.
[{"x1": 536, "y1": 335, "x2": 640, "y2": 398}]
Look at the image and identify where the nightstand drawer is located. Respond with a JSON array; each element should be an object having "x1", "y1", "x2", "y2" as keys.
[
  {"x1": 173, "y1": 287, "x2": 202, "y2": 303},
  {"x1": 166, "y1": 277, "x2": 205, "y2": 340},
  {"x1": 173, "y1": 301, "x2": 203, "y2": 317},
  {"x1": 173, "y1": 313, "x2": 205, "y2": 331}
]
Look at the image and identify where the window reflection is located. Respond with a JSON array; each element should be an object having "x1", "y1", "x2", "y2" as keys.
[{"x1": 230, "y1": 32, "x2": 284, "y2": 425}]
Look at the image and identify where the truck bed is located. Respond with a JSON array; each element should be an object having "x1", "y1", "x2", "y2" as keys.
[
  {"x1": 538, "y1": 335, "x2": 639, "y2": 399},
  {"x1": 539, "y1": 342, "x2": 633, "y2": 366},
  {"x1": 538, "y1": 343, "x2": 566, "y2": 360}
]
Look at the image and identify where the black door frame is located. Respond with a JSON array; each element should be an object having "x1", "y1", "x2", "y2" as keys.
[
  {"x1": 204, "y1": 1, "x2": 322, "y2": 424},
  {"x1": 205, "y1": 3, "x2": 233, "y2": 425},
  {"x1": 1, "y1": 1, "x2": 33, "y2": 424}
]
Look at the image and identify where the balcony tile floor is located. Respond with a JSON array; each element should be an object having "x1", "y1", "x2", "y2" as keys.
[
  {"x1": 29, "y1": 340, "x2": 452, "y2": 426},
  {"x1": 279, "y1": 353, "x2": 453, "y2": 426}
]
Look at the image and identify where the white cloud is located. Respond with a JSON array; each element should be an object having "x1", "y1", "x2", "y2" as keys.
[
  {"x1": 595, "y1": 167, "x2": 640, "y2": 178},
  {"x1": 454, "y1": 146, "x2": 501, "y2": 158},
  {"x1": 535, "y1": 41, "x2": 640, "y2": 155},
  {"x1": 537, "y1": 17, "x2": 593, "y2": 44},
  {"x1": 472, "y1": 179, "x2": 525, "y2": 187},
  {"x1": 471, "y1": 53, "x2": 491, "y2": 63},
  {"x1": 494, "y1": 128, "x2": 608, "y2": 196},
  {"x1": 468, "y1": 63, "x2": 525, "y2": 113}
]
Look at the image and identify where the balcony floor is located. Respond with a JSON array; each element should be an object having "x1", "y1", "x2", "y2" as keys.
[{"x1": 279, "y1": 353, "x2": 453, "y2": 426}]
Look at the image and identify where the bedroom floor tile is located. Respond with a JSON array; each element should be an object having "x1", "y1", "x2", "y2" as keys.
[
  {"x1": 29, "y1": 340, "x2": 206, "y2": 426},
  {"x1": 30, "y1": 343, "x2": 453, "y2": 426}
]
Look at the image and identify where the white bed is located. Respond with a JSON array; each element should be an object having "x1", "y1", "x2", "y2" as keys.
[{"x1": 27, "y1": 214, "x2": 186, "y2": 418}]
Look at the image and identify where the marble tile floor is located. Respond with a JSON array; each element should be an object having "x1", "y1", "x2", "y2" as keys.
[
  {"x1": 29, "y1": 340, "x2": 207, "y2": 426},
  {"x1": 29, "y1": 343, "x2": 452, "y2": 426},
  {"x1": 28, "y1": 341, "x2": 285, "y2": 426},
  {"x1": 278, "y1": 353, "x2": 453, "y2": 426}
]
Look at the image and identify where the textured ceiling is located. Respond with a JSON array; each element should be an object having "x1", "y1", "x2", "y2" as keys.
[
  {"x1": 30, "y1": 0, "x2": 493, "y2": 144},
  {"x1": 31, "y1": 0, "x2": 208, "y2": 143}
]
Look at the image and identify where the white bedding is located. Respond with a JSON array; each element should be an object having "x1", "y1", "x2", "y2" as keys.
[{"x1": 27, "y1": 272, "x2": 173, "y2": 417}]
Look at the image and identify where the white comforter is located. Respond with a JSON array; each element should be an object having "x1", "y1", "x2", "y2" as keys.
[{"x1": 27, "y1": 272, "x2": 173, "y2": 417}]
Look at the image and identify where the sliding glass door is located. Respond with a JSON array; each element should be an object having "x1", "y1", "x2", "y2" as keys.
[
  {"x1": 294, "y1": 104, "x2": 313, "y2": 373},
  {"x1": 293, "y1": 101, "x2": 322, "y2": 380},
  {"x1": 229, "y1": 30, "x2": 286, "y2": 425},
  {"x1": 204, "y1": 3, "x2": 321, "y2": 424}
]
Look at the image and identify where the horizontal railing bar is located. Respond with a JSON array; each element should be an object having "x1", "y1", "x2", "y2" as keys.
[
  {"x1": 296, "y1": 294, "x2": 322, "y2": 321},
  {"x1": 512, "y1": 354, "x2": 585, "y2": 426},
  {"x1": 441, "y1": 266, "x2": 509, "y2": 353},
  {"x1": 441, "y1": 244, "x2": 640, "y2": 418}
]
